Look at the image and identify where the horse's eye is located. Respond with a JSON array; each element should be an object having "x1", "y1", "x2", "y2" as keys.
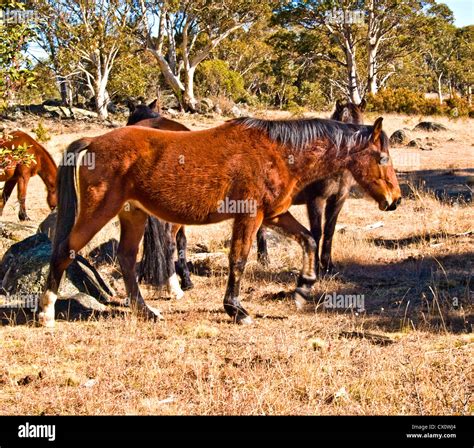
[{"x1": 379, "y1": 154, "x2": 390, "y2": 166}]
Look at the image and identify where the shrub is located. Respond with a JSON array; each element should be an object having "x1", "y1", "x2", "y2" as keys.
[
  {"x1": 196, "y1": 60, "x2": 246, "y2": 101},
  {"x1": 366, "y1": 88, "x2": 471, "y2": 117},
  {"x1": 31, "y1": 119, "x2": 51, "y2": 143}
]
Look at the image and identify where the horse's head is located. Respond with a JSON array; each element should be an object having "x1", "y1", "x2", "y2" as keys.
[
  {"x1": 347, "y1": 117, "x2": 401, "y2": 211},
  {"x1": 47, "y1": 187, "x2": 58, "y2": 212},
  {"x1": 126, "y1": 99, "x2": 160, "y2": 126},
  {"x1": 332, "y1": 99, "x2": 366, "y2": 125}
]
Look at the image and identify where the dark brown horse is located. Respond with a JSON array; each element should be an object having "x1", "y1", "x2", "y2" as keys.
[
  {"x1": 0, "y1": 130, "x2": 57, "y2": 220},
  {"x1": 39, "y1": 116, "x2": 401, "y2": 328},
  {"x1": 126, "y1": 100, "x2": 193, "y2": 295},
  {"x1": 257, "y1": 99, "x2": 366, "y2": 274}
]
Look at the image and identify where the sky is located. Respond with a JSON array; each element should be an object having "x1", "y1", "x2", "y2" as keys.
[
  {"x1": 25, "y1": 0, "x2": 474, "y2": 61},
  {"x1": 440, "y1": 0, "x2": 474, "y2": 27}
]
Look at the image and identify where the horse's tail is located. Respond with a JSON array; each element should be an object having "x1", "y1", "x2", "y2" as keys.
[
  {"x1": 52, "y1": 138, "x2": 91, "y2": 252},
  {"x1": 138, "y1": 216, "x2": 176, "y2": 287}
]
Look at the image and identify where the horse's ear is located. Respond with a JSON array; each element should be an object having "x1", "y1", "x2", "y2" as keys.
[
  {"x1": 335, "y1": 99, "x2": 343, "y2": 110},
  {"x1": 148, "y1": 99, "x2": 158, "y2": 111},
  {"x1": 359, "y1": 99, "x2": 367, "y2": 112},
  {"x1": 371, "y1": 117, "x2": 383, "y2": 143},
  {"x1": 126, "y1": 100, "x2": 136, "y2": 113}
]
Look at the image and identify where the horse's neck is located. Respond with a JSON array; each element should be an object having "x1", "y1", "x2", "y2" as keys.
[
  {"x1": 287, "y1": 144, "x2": 346, "y2": 189},
  {"x1": 37, "y1": 150, "x2": 57, "y2": 190}
]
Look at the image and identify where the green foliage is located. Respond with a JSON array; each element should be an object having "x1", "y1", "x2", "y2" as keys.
[
  {"x1": 366, "y1": 88, "x2": 473, "y2": 117},
  {"x1": 31, "y1": 119, "x2": 51, "y2": 143},
  {"x1": 196, "y1": 60, "x2": 246, "y2": 101},
  {"x1": 0, "y1": 0, "x2": 36, "y2": 110},
  {"x1": 0, "y1": 133, "x2": 36, "y2": 171}
]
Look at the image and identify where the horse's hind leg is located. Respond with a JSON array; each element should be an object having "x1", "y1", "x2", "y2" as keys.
[
  {"x1": 224, "y1": 213, "x2": 263, "y2": 324},
  {"x1": 0, "y1": 178, "x2": 16, "y2": 216},
  {"x1": 174, "y1": 225, "x2": 194, "y2": 291},
  {"x1": 256, "y1": 226, "x2": 270, "y2": 266},
  {"x1": 264, "y1": 211, "x2": 317, "y2": 310},
  {"x1": 118, "y1": 208, "x2": 163, "y2": 320},
  {"x1": 16, "y1": 174, "x2": 30, "y2": 221},
  {"x1": 39, "y1": 199, "x2": 125, "y2": 327}
]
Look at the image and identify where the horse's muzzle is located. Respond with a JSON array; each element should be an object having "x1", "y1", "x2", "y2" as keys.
[{"x1": 380, "y1": 196, "x2": 401, "y2": 211}]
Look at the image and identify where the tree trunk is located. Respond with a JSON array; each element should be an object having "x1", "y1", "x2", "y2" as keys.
[
  {"x1": 95, "y1": 82, "x2": 109, "y2": 120},
  {"x1": 437, "y1": 73, "x2": 443, "y2": 105},
  {"x1": 183, "y1": 66, "x2": 197, "y2": 112},
  {"x1": 59, "y1": 76, "x2": 69, "y2": 105},
  {"x1": 367, "y1": 42, "x2": 378, "y2": 95},
  {"x1": 345, "y1": 44, "x2": 362, "y2": 104}
]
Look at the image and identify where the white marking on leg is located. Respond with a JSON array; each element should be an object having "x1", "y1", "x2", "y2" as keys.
[
  {"x1": 167, "y1": 273, "x2": 184, "y2": 300},
  {"x1": 294, "y1": 290, "x2": 307, "y2": 311},
  {"x1": 38, "y1": 290, "x2": 57, "y2": 327}
]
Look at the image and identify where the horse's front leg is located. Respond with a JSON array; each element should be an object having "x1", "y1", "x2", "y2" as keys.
[
  {"x1": 118, "y1": 207, "x2": 163, "y2": 320},
  {"x1": 320, "y1": 194, "x2": 348, "y2": 274},
  {"x1": 174, "y1": 225, "x2": 194, "y2": 291},
  {"x1": 224, "y1": 213, "x2": 263, "y2": 324},
  {"x1": 16, "y1": 175, "x2": 30, "y2": 221},
  {"x1": 306, "y1": 196, "x2": 325, "y2": 277},
  {"x1": 264, "y1": 211, "x2": 317, "y2": 310}
]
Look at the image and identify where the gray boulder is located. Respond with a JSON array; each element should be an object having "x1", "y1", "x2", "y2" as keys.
[
  {"x1": 414, "y1": 121, "x2": 447, "y2": 132},
  {"x1": 0, "y1": 233, "x2": 114, "y2": 302}
]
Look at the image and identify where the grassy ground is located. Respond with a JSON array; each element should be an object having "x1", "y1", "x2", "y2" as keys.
[{"x1": 0, "y1": 112, "x2": 472, "y2": 415}]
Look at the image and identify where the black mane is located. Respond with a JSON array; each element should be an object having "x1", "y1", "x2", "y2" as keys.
[{"x1": 234, "y1": 117, "x2": 387, "y2": 152}]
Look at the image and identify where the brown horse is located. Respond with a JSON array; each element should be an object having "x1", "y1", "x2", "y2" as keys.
[
  {"x1": 257, "y1": 99, "x2": 366, "y2": 274},
  {"x1": 0, "y1": 130, "x2": 57, "y2": 220},
  {"x1": 39, "y1": 116, "x2": 401, "y2": 328}
]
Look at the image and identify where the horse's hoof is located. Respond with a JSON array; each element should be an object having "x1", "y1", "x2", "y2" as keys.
[
  {"x1": 168, "y1": 273, "x2": 185, "y2": 300},
  {"x1": 143, "y1": 306, "x2": 164, "y2": 321},
  {"x1": 180, "y1": 279, "x2": 194, "y2": 291},
  {"x1": 37, "y1": 312, "x2": 55, "y2": 328},
  {"x1": 19, "y1": 216, "x2": 31, "y2": 222},
  {"x1": 294, "y1": 288, "x2": 311, "y2": 311},
  {"x1": 257, "y1": 255, "x2": 270, "y2": 266},
  {"x1": 237, "y1": 315, "x2": 254, "y2": 325}
]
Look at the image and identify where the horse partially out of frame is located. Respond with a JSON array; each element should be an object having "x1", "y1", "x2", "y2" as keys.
[
  {"x1": 0, "y1": 130, "x2": 57, "y2": 220},
  {"x1": 39, "y1": 116, "x2": 401, "y2": 327}
]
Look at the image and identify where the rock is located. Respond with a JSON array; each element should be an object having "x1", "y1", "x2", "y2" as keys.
[
  {"x1": 198, "y1": 98, "x2": 214, "y2": 113},
  {"x1": 0, "y1": 221, "x2": 37, "y2": 242},
  {"x1": 413, "y1": 121, "x2": 447, "y2": 132},
  {"x1": 190, "y1": 252, "x2": 228, "y2": 276},
  {"x1": 407, "y1": 139, "x2": 421, "y2": 148},
  {"x1": 37, "y1": 211, "x2": 57, "y2": 240},
  {"x1": 0, "y1": 233, "x2": 114, "y2": 302},
  {"x1": 88, "y1": 239, "x2": 118, "y2": 266},
  {"x1": 70, "y1": 107, "x2": 98, "y2": 119},
  {"x1": 230, "y1": 105, "x2": 242, "y2": 118},
  {"x1": 167, "y1": 108, "x2": 179, "y2": 117},
  {"x1": 389, "y1": 129, "x2": 409, "y2": 145}
]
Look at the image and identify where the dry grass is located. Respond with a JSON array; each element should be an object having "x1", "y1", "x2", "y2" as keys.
[{"x1": 0, "y1": 112, "x2": 472, "y2": 415}]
